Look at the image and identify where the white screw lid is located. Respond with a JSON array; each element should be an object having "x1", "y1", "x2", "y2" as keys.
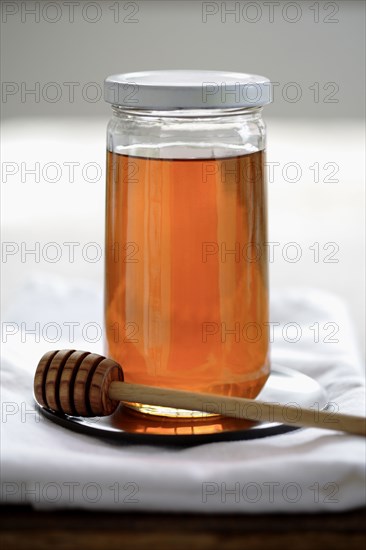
[{"x1": 104, "y1": 70, "x2": 272, "y2": 110}]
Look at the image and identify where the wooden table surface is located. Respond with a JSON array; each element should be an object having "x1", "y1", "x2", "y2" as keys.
[{"x1": 0, "y1": 505, "x2": 365, "y2": 550}]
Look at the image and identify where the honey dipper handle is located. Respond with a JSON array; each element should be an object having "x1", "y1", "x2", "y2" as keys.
[{"x1": 109, "y1": 382, "x2": 366, "y2": 436}]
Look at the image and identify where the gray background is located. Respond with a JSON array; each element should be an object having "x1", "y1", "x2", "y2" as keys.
[
  {"x1": 1, "y1": 1, "x2": 365, "y2": 357},
  {"x1": 1, "y1": 0, "x2": 365, "y2": 119}
]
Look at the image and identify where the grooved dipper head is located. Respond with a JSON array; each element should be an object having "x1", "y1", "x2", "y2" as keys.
[{"x1": 34, "y1": 350, "x2": 124, "y2": 417}]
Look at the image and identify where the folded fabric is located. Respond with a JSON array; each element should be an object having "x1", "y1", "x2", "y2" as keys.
[{"x1": 1, "y1": 274, "x2": 365, "y2": 513}]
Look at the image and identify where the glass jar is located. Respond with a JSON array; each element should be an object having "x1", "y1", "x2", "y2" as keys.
[{"x1": 104, "y1": 70, "x2": 272, "y2": 417}]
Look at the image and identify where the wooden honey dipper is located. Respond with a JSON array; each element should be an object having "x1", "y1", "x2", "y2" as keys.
[{"x1": 34, "y1": 349, "x2": 366, "y2": 436}]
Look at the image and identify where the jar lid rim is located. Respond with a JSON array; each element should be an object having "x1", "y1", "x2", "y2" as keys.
[{"x1": 104, "y1": 70, "x2": 272, "y2": 110}]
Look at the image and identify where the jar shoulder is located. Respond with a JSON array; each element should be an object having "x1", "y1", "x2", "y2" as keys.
[{"x1": 107, "y1": 111, "x2": 266, "y2": 159}]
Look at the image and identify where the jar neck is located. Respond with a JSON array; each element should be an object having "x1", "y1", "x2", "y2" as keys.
[
  {"x1": 111, "y1": 105, "x2": 263, "y2": 120},
  {"x1": 107, "y1": 105, "x2": 266, "y2": 159}
]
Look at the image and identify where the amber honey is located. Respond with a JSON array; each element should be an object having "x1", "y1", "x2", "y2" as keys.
[{"x1": 105, "y1": 150, "x2": 270, "y2": 416}]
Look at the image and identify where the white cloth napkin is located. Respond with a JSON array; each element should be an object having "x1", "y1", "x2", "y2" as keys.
[{"x1": 1, "y1": 274, "x2": 365, "y2": 513}]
